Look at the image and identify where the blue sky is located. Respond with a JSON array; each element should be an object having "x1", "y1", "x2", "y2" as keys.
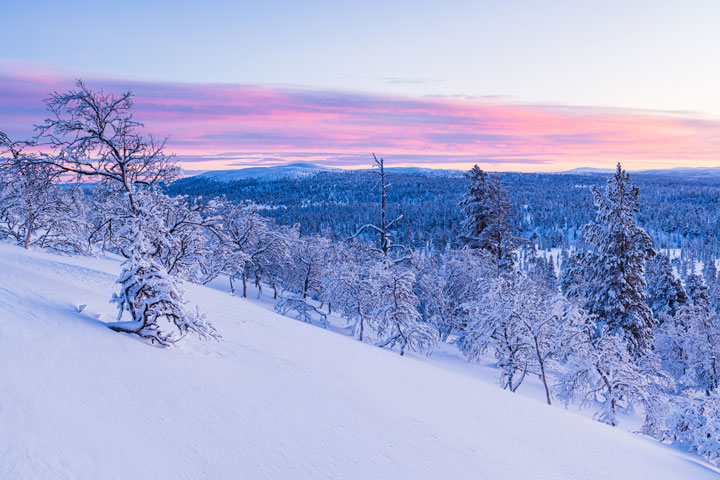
[{"x1": 2, "y1": 0, "x2": 720, "y2": 171}]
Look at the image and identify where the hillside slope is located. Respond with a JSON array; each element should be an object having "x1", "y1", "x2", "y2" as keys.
[{"x1": 0, "y1": 244, "x2": 716, "y2": 479}]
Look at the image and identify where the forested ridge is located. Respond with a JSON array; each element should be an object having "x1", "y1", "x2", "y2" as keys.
[{"x1": 170, "y1": 169, "x2": 720, "y2": 255}]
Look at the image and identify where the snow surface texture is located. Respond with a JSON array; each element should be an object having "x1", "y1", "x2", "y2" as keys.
[{"x1": 0, "y1": 243, "x2": 717, "y2": 479}]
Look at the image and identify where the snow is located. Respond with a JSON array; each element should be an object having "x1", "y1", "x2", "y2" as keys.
[{"x1": 0, "y1": 243, "x2": 717, "y2": 479}]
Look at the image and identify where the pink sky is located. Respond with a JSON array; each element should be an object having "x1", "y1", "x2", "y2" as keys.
[{"x1": 2, "y1": 71, "x2": 720, "y2": 173}]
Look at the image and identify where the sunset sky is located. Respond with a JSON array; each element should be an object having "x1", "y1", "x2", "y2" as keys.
[{"x1": 2, "y1": 0, "x2": 720, "y2": 172}]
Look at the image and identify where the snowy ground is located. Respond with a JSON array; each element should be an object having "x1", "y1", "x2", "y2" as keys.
[{"x1": 0, "y1": 243, "x2": 717, "y2": 479}]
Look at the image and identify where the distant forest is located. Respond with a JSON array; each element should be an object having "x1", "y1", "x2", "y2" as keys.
[{"x1": 169, "y1": 170, "x2": 720, "y2": 256}]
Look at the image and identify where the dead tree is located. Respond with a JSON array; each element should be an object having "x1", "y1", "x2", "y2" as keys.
[{"x1": 350, "y1": 154, "x2": 408, "y2": 260}]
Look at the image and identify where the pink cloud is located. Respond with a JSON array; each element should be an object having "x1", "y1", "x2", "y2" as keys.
[{"x1": 1, "y1": 71, "x2": 720, "y2": 172}]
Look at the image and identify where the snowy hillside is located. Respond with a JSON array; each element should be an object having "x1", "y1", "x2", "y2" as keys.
[{"x1": 0, "y1": 243, "x2": 716, "y2": 479}]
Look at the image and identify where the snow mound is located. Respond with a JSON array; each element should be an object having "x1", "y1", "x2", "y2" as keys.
[{"x1": 0, "y1": 243, "x2": 716, "y2": 479}]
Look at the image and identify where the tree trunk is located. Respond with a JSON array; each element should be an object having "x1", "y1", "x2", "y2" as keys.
[
  {"x1": 533, "y1": 335, "x2": 552, "y2": 405},
  {"x1": 303, "y1": 267, "x2": 310, "y2": 299},
  {"x1": 24, "y1": 215, "x2": 34, "y2": 249}
]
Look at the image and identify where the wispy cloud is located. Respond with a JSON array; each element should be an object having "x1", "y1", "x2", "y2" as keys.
[{"x1": 2, "y1": 70, "x2": 720, "y2": 172}]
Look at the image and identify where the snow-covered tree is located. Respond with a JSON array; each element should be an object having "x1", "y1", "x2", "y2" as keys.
[
  {"x1": 108, "y1": 215, "x2": 219, "y2": 346},
  {"x1": 149, "y1": 195, "x2": 220, "y2": 280},
  {"x1": 322, "y1": 245, "x2": 377, "y2": 340},
  {"x1": 415, "y1": 248, "x2": 494, "y2": 341},
  {"x1": 274, "y1": 293, "x2": 328, "y2": 327},
  {"x1": 0, "y1": 132, "x2": 89, "y2": 253},
  {"x1": 351, "y1": 154, "x2": 408, "y2": 260},
  {"x1": 459, "y1": 166, "x2": 520, "y2": 270},
  {"x1": 664, "y1": 393, "x2": 720, "y2": 465},
  {"x1": 656, "y1": 274, "x2": 720, "y2": 393},
  {"x1": 36, "y1": 80, "x2": 178, "y2": 209},
  {"x1": 368, "y1": 262, "x2": 436, "y2": 355},
  {"x1": 459, "y1": 165, "x2": 490, "y2": 249},
  {"x1": 284, "y1": 234, "x2": 332, "y2": 300},
  {"x1": 34, "y1": 81, "x2": 214, "y2": 345},
  {"x1": 558, "y1": 323, "x2": 671, "y2": 428},
  {"x1": 562, "y1": 163, "x2": 656, "y2": 356},
  {"x1": 481, "y1": 176, "x2": 522, "y2": 269},
  {"x1": 461, "y1": 275, "x2": 582, "y2": 402},
  {"x1": 646, "y1": 253, "x2": 687, "y2": 320},
  {"x1": 201, "y1": 200, "x2": 289, "y2": 298}
]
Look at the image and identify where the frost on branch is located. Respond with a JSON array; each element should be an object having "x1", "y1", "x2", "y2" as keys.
[
  {"x1": 108, "y1": 218, "x2": 219, "y2": 346},
  {"x1": 274, "y1": 294, "x2": 328, "y2": 327},
  {"x1": 368, "y1": 262, "x2": 436, "y2": 356},
  {"x1": 663, "y1": 393, "x2": 720, "y2": 465}
]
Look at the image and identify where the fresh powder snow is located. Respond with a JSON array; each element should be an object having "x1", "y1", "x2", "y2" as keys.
[{"x1": 0, "y1": 243, "x2": 717, "y2": 479}]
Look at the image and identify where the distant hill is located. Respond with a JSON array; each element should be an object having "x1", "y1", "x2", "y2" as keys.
[
  {"x1": 192, "y1": 163, "x2": 720, "y2": 182},
  {"x1": 558, "y1": 167, "x2": 615, "y2": 175},
  {"x1": 188, "y1": 163, "x2": 465, "y2": 182},
  {"x1": 192, "y1": 163, "x2": 338, "y2": 182},
  {"x1": 634, "y1": 166, "x2": 720, "y2": 179},
  {"x1": 381, "y1": 166, "x2": 464, "y2": 177},
  {"x1": 560, "y1": 165, "x2": 720, "y2": 178}
]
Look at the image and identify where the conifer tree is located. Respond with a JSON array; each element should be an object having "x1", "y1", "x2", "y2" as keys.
[
  {"x1": 646, "y1": 253, "x2": 688, "y2": 320},
  {"x1": 562, "y1": 163, "x2": 656, "y2": 356},
  {"x1": 460, "y1": 165, "x2": 490, "y2": 249},
  {"x1": 459, "y1": 166, "x2": 520, "y2": 269}
]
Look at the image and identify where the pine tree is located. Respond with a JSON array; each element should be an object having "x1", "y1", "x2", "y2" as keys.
[
  {"x1": 459, "y1": 166, "x2": 520, "y2": 269},
  {"x1": 562, "y1": 163, "x2": 656, "y2": 356},
  {"x1": 646, "y1": 253, "x2": 687, "y2": 320},
  {"x1": 459, "y1": 165, "x2": 490, "y2": 249}
]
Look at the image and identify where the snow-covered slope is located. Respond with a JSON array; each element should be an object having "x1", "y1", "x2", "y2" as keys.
[{"x1": 0, "y1": 244, "x2": 716, "y2": 479}]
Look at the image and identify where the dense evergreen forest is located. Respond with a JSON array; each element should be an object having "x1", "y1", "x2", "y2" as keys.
[{"x1": 169, "y1": 169, "x2": 720, "y2": 256}]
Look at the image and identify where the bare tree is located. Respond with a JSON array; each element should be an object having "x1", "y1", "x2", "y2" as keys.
[
  {"x1": 0, "y1": 132, "x2": 85, "y2": 251},
  {"x1": 35, "y1": 80, "x2": 178, "y2": 213},
  {"x1": 351, "y1": 154, "x2": 408, "y2": 259}
]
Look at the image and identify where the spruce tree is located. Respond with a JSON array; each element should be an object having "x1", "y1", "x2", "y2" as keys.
[
  {"x1": 460, "y1": 165, "x2": 490, "y2": 249},
  {"x1": 459, "y1": 166, "x2": 520, "y2": 269},
  {"x1": 562, "y1": 163, "x2": 656, "y2": 356},
  {"x1": 646, "y1": 253, "x2": 688, "y2": 320}
]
